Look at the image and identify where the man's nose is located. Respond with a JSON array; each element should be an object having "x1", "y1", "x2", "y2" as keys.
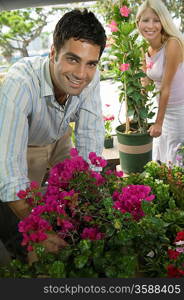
[{"x1": 74, "y1": 64, "x2": 86, "y2": 79}]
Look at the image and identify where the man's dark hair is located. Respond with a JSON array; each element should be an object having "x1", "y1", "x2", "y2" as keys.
[{"x1": 53, "y1": 9, "x2": 107, "y2": 58}]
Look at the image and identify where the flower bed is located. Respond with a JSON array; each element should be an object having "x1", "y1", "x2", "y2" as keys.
[{"x1": 0, "y1": 150, "x2": 184, "y2": 278}]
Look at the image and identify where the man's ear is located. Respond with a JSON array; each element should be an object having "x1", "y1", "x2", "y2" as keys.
[{"x1": 50, "y1": 45, "x2": 56, "y2": 64}]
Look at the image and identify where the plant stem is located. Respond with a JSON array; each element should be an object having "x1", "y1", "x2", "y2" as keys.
[
  {"x1": 124, "y1": 79, "x2": 130, "y2": 133},
  {"x1": 134, "y1": 104, "x2": 142, "y2": 131}
]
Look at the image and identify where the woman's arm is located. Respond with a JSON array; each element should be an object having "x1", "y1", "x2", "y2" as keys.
[{"x1": 148, "y1": 38, "x2": 183, "y2": 137}]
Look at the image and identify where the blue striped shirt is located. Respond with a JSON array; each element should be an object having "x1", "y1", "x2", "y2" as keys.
[{"x1": 0, "y1": 56, "x2": 105, "y2": 202}]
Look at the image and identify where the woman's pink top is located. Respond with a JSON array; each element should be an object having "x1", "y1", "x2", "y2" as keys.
[{"x1": 146, "y1": 43, "x2": 184, "y2": 106}]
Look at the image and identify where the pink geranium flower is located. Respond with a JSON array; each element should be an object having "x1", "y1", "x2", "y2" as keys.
[
  {"x1": 81, "y1": 227, "x2": 104, "y2": 240},
  {"x1": 59, "y1": 219, "x2": 74, "y2": 231},
  {"x1": 90, "y1": 170, "x2": 106, "y2": 186},
  {"x1": 113, "y1": 185, "x2": 155, "y2": 221},
  {"x1": 83, "y1": 216, "x2": 93, "y2": 222},
  {"x1": 176, "y1": 247, "x2": 184, "y2": 253},
  {"x1": 108, "y1": 20, "x2": 118, "y2": 32},
  {"x1": 30, "y1": 181, "x2": 39, "y2": 189},
  {"x1": 119, "y1": 63, "x2": 130, "y2": 72},
  {"x1": 17, "y1": 190, "x2": 28, "y2": 199},
  {"x1": 120, "y1": 6, "x2": 130, "y2": 17},
  {"x1": 89, "y1": 152, "x2": 107, "y2": 168},
  {"x1": 114, "y1": 171, "x2": 124, "y2": 177},
  {"x1": 70, "y1": 148, "x2": 78, "y2": 157},
  {"x1": 103, "y1": 115, "x2": 115, "y2": 121}
]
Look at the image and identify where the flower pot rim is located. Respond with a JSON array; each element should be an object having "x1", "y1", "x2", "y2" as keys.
[{"x1": 115, "y1": 124, "x2": 152, "y2": 137}]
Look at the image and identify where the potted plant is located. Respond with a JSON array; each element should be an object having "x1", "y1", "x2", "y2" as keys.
[
  {"x1": 0, "y1": 149, "x2": 160, "y2": 278},
  {"x1": 107, "y1": 0, "x2": 156, "y2": 173},
  {"x1": 103, "y1": 104, "x2": 115, "y2": 149},
  {"x1": 0, "y1": 150, "x2": 184, "y2": 278}
]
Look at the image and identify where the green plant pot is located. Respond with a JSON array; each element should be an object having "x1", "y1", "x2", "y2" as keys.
[
  {"x1": 116, "y1": 124, "x2": 153, "y2": 173},
  {"x1": 104, "y1": 137, "x2": 114, "y2": 149}
]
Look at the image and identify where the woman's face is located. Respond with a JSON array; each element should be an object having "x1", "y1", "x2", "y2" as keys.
[{"x1": 138, "y1": 8, "x2": 162, "y2": 43}]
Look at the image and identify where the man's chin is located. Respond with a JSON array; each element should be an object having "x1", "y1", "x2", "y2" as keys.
[{"x1": 68, "y1": 87, "x2": 85, "y2": 96}]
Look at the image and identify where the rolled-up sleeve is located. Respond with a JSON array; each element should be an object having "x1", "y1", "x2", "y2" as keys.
[{"x1": 0, "y1": 77, "x2": 31, "y2": 202}]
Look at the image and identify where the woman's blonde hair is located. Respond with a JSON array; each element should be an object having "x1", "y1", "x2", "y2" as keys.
[{"x1": 136, "y1": 0, "x2": 184, "y2": 52}]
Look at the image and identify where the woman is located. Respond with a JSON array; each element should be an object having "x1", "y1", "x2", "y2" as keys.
[{"x1": 136, "y1": 0, "x2": 184, "y2": 165}]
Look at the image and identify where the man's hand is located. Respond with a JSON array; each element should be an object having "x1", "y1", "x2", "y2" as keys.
[
  {"x1": 41, "y1": 233, "x2": 68, "y2": 253},
  {"x1": 28, "y1": 233, "x2": 68, "y2": 265},
  {"x1": 8, "y1": 199, "x2": 30, "y2": 219},
  {"x1": 8, "y1": 200, "x2": 68, "y2": 264},
  {"x1": 148, "y1": 123, "x2": 162, "y2": 138}
]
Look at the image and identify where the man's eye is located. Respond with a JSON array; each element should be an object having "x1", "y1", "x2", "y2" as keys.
[
  {"x1": 67, "y1": 57, "x2": 77, "y2": 63},
  {"x1": 88, "y1": 63, "x2": 98, "y2": 68}
]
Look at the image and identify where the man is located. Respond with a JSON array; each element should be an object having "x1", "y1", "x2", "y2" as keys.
[{"x1": 0, "y1": 9, "x2": 106, "y2": 258}]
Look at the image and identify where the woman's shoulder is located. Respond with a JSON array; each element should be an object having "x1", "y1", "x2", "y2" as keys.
[
  {"x1": 165, "y1": 37, "x2": 183, "y2": 50},
  {"x1": 165, "y1": 37, "x2": 183, "y2": 58},
  {"x1": 164, "y1": 36, "x2": 184, "y2": 62}
]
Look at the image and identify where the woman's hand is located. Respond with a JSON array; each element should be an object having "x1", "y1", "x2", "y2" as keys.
[
  {"x1": 148, "y1": 123, "x2": 162, "y2": 137},
  {"x1": 140, "y1": 76, "x2": 151, "y2": 87}
]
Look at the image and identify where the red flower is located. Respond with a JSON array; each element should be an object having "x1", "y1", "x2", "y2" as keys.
[
  {"x1": 168, "y1": 249, "x2": 180, "y2": 260},
  {"x1": 175, "y1": 231, "x2": 184, "y2": 242},
  {"x1": 17, "y1": 190, "x2": 28, "y2": 199},
  {"x1": 167, "y1": 265, "x2": 184, "y2": 278},
  {"x1": 83, "y1": 216, "x2": 93, "y2": 222}
]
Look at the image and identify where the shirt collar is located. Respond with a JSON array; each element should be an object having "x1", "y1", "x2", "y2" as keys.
[{"x1": 40, "y1": 56, "x2": 54, "y2": 97}]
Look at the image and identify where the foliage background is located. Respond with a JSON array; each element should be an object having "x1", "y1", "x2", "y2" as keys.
[
  {"x1": 94, "y1": 0, "x2": 184, "y2": 32},
  {"x1": 0, "y1": 0, "x2": 183, "y2": 64}
]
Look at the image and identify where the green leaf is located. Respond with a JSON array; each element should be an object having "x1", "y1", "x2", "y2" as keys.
[
  {"x1": 78, "y1": 239, "x2": 91, "y2": 252},
  {"x1": 74, "y1": 255, "x2": 89, "y2": 269},
  {"x1": 48, "y1": 261, "x2": 65, "y2": 278}
]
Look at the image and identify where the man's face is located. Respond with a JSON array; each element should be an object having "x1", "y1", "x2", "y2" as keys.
[{"x1": 50, "y1": 38, "x2": 101, "y2": 97}]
